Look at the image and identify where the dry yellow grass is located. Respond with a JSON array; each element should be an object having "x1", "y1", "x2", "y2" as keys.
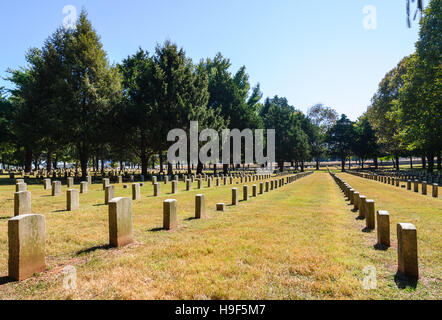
[{"x1": 0, "y1": 171, "x2": 440, "y2": 299}]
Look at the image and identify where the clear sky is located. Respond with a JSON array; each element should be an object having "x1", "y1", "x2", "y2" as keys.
[{"x1": 0, "y1": 0, "x2": 425, "y2": 120}]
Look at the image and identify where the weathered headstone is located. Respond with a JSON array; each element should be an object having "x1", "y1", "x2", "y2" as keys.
[
  {"x1": 422, "y1": 182, "x2": 427, "y2": 195},
  {"x1": 376, "y1": 210, "x2": 390, "y2": 247},
  {"x1": 186, "y1": 179, "x2": 191, "y2": 191},
  {"x1": 252, "y1": 185, "x2": 257, "y2": 197},
  {"x1": 132, "y1": 183, "x2": 140, "y2": 200},
  {"x1": 102, "y1": 178, "x2": 110, "y2": 190},
  {"x1": 52, "y1": 181, "x2": 61, "y2": 196},
  {"x1": 172, "y1": 180, "x2": 178, "y2": 194},
  {"x1": 14, "y1": 191, "x2": 31, "y2": 216},
  {"x1": 8, "y1": 214, "x2": 46, "y2": 281},
  {"x1": 16, "y1": 183, "x2": 27, "y2": 192},
  {"x1": 353, "y1": 192, "x2": 360, "y2": 210},
  {"x1": 195, "y1": 194, "x2": 206, "y2": 219},
  {"x1": 105, "y1": 185, "x2": 115, "y2": 205},
  {"x1": 80, "y1": 181, "x2": 88, "y2": 193},
  {"x1": 154, "y1": 182, "x2": 161, "y2": 197},
  {"x1": 67, "y1": 189, "x2": 79, "y2": 211},
  {"x1": 413, "y1": 180, "x2": 419, "y2": 193},
  {"x1": 43, "y1": 178, "x2": 51, "y2": 190},
  {"x1": 259, "y1": 182, "x2": 264, "y2": 194},
  {"x1": 163, "y1": 199, "x2": 178, "y2": 230},
  {"x1": 232, "y1": 188, "x2": 238, "y2": 205},
  {"x1": 243, "y1": 185, "x2": 249, "y2": 201},
  {"x1": 67, "y1": 177, "x2": 74, "y2": 188},
  {"x1": 108, "y1": 197, "x2": 133, "y2": 247},
  {"x1": 433, "y1": 184, "x2": 438, "y2": 198},
  {"x1": 397, "y1": 223, "x2": 418, "y2": 278},
  {"x1": 216, "y1": 203, "x2": 225, "y2": 211},
  {"x1": 365, "y1": 199, "x2": 375, "y2": 229}
]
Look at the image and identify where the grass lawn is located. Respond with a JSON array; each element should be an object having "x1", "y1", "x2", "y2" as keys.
[{"x1": 0, "y1": 171, "x2": 440, "y2": 299}]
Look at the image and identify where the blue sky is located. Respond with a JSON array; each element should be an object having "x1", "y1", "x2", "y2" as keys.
[{"x1": 0, "y1": 0, "x2": 424, "y2": 120}]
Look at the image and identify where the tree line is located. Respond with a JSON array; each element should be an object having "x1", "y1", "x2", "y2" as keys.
[{"x1": 0, "y1": 1, "x2": 440, "y2": 177}]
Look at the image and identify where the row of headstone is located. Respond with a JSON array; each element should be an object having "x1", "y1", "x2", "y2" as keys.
[
  {"x1": 7, "y1": 171, "x2": 313, "y2": 281},
  {"x1": 346, "y1": 171, "x2": 439, "y2": 198},
  {"x1": 351, "y1": 168, "x2": 441, "y2": 186},
  {"x1": 329, "y1": 170, "x2": 419, "y2": 279}
]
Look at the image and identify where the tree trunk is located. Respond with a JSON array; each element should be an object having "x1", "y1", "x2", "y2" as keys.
[
  {"x1": 196, "y1": 161, "x2": 203, "y2": 174},
  {"x1": 159, "y1": 152, "x2": 164, "y2": 173},
  {"x1": 301, "y1": 161, "x2": 305, "y2": 172},
  {"x1": 410, "y1": 156, "x2": 413, "y2": 169},
  {"x1": 78, "y1": 144, "x2": 89, "y2": 180},
  {"x1": 24, "y1": 146, "x2": 32, "y2": 173},
  {"x1": 427, "y1": 152, "x2": 434, "y2": 173},
  {"x1": 279, "y1": 161, "x2": 284, "y2": 172},
  {"x1": 168, "y1": 162, "x2": 173, "y2": 175},
  {"x1": 437, "y1": 152, "x2": 441, "y2": 171},
  {"x1": 395, "y1": 155, "x2": 400, "y2": 171},
  {"x1": 373, "y1": 157, "x2": 378, "y2": 169},
  {"x1": 140, "y1": 149, "x2": 148, "y2": 176},
  {"x1": 223, "y1": 164, "x2": 228, "y2": 175},
  {"x1": 315, "y1": 159, "x2": 320, "y2": 170},
  {"x1": 46, "y1": 150, "x2": 52, "y2": 171},
  {"x1": 422, "y1": 156, "x2": 426, "y2": 169},
  {"x1": 53, "y1": 154, "x2": 59, "y2": 170}
]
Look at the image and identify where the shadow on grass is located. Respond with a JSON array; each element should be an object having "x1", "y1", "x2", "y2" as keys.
[
  {"x1": 76, "y1": 244, "x2": 111, "y2": 256},
  {"x1": 184, "y1": 217, "x2": 198, "y2": 221},
  {"x1": 93, "y1": 204, "x2": 106, "y2": 207},
  {"x1": 374, "y1": 243, "x2": 390, "y2": 251},
  {"x1": 355, "y1": 216, "x2": 365, "y2": 220},
  {"x1": 149, "y1": 227, "x2": 165, "y2": 232},
  {"x1": 351, "y1": 208, "x2": 358, "y2": 213},
  {"x1": 0, "y1": 276, "x2": 15, "y2": 286},
  {"x1": 394, "y1": 272, "x2": 418, "y2": 289},
  {"x1": 0, "y1": 216, "x2": 12, "y2": 220},
  {"x1": 362, "y1": 227, "x2": 374, "y2": 233}
]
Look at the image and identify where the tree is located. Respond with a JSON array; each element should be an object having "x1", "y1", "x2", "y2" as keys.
[
  {"x1": 261, "y1": 96, "x2": 309, "y2": 172},
  {"x1": 325, "y1": 114, "x2": 356, "y2": 172},
  {"x1": 398, "y1": 0, "x2": 442, "y2": 172},
  {"x1": 307, "y1": 104, "x2": 338, "y2": 169},
  {"x1": 0, "y1": 88, "x2": 15, "y2": 169},
  {"x1": 204, "y1": 53, "x2": 262, "y2": 174},
  {"x1": 54, "y1": 10, "x2": 122, "y2": 179},
  {"x1": 117, "y1": 48, "x2": 155, "y2": 176},
  {"x1": 353, "y1": 115, "x2": 379, "y2": 169},
  {"x1": 366, "y1": 56, "x2": 412, "y2": 170}
]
